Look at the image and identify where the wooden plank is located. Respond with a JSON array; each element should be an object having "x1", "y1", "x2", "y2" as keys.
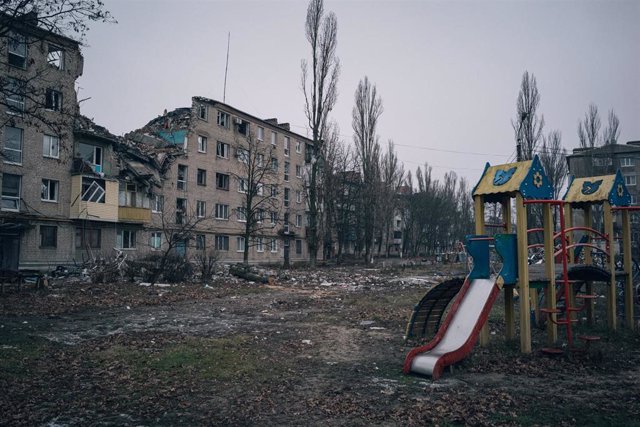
[
  {"x1": 622, "y1": 210, "x2": 634, "y2": 330},
  {"x1": 603, "y1": 201, "x2": 617, "y2": 331},
  {"x1": 543, "y1": 203, "x2": 557, "y2": 345},
  {"x1": 516, "y1": 194, "x2": 531, "y2": 353}
]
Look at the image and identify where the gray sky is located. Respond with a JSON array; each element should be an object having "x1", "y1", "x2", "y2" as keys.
[{"x1": 78, "y1": 0, "x2": 640, "y2": 184}]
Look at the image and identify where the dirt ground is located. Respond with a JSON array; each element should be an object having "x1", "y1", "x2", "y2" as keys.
[{"x1": 1, "y1": 263, "x2": 640, "y2": 426}]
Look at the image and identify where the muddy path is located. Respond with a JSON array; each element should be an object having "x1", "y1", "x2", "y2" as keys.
[{"x1": 1, "y1": 266, "x2": 640, "y2": 426}]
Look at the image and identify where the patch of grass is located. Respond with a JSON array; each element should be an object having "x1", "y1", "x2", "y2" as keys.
[
  {"x1": 95, "y1": 335, "x2": 264, "y2": 381},
  {"x1": 0, "y1": 334, "x2": 51, "y2": 376}
]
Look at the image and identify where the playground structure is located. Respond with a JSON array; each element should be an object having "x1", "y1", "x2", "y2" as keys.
[{"x1": 404, "y1": 156, "x2": 639, "y2": 379}]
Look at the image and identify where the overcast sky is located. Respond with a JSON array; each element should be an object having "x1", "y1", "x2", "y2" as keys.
[{"x1": 77, "y1": 0, "x2": 640, "y2": 184}]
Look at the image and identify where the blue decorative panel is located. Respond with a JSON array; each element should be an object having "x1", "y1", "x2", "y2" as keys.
[
  {"x1": 609, "y1": 170, "x2": 631, "y2": 207},
  {"x1": 519, "y1": 155, "x2": 554, "y2": 200},
  {"x1": 466, "y1": 235, "x2": 490, "y2": 280},
  {"x1": 494, "y1": 233, "x2": 518, "y2": 285},
  {"x1": 581, "y1": 179, "x2": 603, "y2": 195},
  {"x1": 493, "y1": 167, "x2": 516, "y2": 186}
]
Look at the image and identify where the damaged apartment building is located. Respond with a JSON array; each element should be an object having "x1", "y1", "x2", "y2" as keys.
[{"x1": 1, "y1": 13, "x2": 312, "y2": 270}]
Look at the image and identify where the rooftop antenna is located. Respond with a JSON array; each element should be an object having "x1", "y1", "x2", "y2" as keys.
[{"x1": 223, "y1": 32, "x2": 230, "y2": 103}]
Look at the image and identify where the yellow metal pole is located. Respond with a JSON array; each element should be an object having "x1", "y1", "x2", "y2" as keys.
[
  {"x1": 564, "y1": 204, "x2": 577, "y2": 323},
  {"x1": 502, "y1": 198, "x2": 515, "y2": 341},
  {"x1": 516, "y1": 194, "x2": 531, "y2": 353},
  {"x1": 543, "y1": 203, "x2": 557, "y2": 345},
  {"x1": 622, "y1": 210, "x2": 634, "y2": 330},
  {"x1": 474, "y1": 196, "x2": 490, "y2": 346},
  {"x1": 584, "y1": 206, "x2": 595, "y2": 325},
  {"x1": 603, "y1": 201, "x2": 617, "y2": 331}
]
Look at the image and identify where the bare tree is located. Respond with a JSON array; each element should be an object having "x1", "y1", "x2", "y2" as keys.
[
  {"x1": 301, "y1": 0, "x2": 340, "y2": 266},
  {"x1": 602, "y1": 109, "x2": 620, "y2": 145},
  {"x1": 539, "y1": 130, "x2": 568, "y2": 200},
  {"x1": 353, "y1": 76, "x2": 382, "y2": 263},
  {"x1": 578, "y1": 103, "x2": 601, "y2": 149},
  {"x1": 512, "y1": 71, "x2": 545, "y2": 160},
  {"x1": 232, "y1": 132, "x2": 282, "y2": 264},
  {"x1": 377, "y1": 140, "x2": 404, "y2": 256}
]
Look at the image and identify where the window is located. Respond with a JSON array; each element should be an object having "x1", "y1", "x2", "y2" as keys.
[
  {"x1": 47, "y1": 45, "x2": 64, "y2": 70},
  {"x1": 197, "y1": 169, "x2": 207, "y2": 186},
  {"x1": 284, "y1": 161, "x2": 290, "y2": 181},
  {"x1": 296, "y1": 165, "x2": 302, "y2": 178},
  {"x1": 295, "y1": 239, "x2": 303, "y2": 255},
  {"x1": 238, "y1": 178, "x2": 248, "y2": 193},
  {"x1": 257, "y1": 209, "x2": 264, "y2": 223},
  {"x1": 76, "y1": 228, "x2": 101, "y2": 249},
  {"x1": 237, "y1": 236, "x2": 245, "y2": 252},
  {"x1": 632, "y1": 194, "x2": 638, "y2": 205},
  {"x1": 81, "y1": 178, "x2": 105, "y2": 203},
  {"x1": 257, "y1": 183, "x2": 264, "y2": 196},
  {"x1": 216, "y1": 141, "x2": 229, "y2": 158},
  {"x1": 5, "y1": 77, "x2": 25, "y2": 114},
  {"x1": 176, "y1": 198, "x2": 186, "y2": 224},
  {"x1": 196, "y1": 234, "x2": 205, "y2": 250},
  {"x1": 296, "y1": 190, "x2": 302, "y2": 204},
  {"x1": 284, "y1": 137, "x2": 290, "y2": 156},
  {"x1": 270, "y1": 185, "x2": 278, "y2": 198},
  {"x1": 237, "y1": 119, "x2": 249, "y2": 135},
  {"x1": 177, "y1": 165, "x2": 187, "y2": 190},
  {"x1": 215, "y1": 235, "x2": 229, "y2": 251},
  {"x1": 41, "y1": 179, "x2": 58, "y2": 202},
  {"x1": 8, "y1": 32, "x2": 26, "y2": 68},
  {"x1": 152, "y1": 194, "x2": 164, "y2": 212},
  {"x1": 215, "y1": 204, "x2": 229, "y2": 219},
  {"x1": 296, "y1": 214, "x2": 302, "y2": 228},
  {"x1": 270, "y1": 211, "x2": 277, "y2": 225},
  {"x1": 43, "y1": 134, "x2": 59, "y2": 158},
  {"x1": 625, "y1": 175, "x2": 637, "y2": 186},
  {"x1": 284, "y1": 187, "x2": 290, "y2": 207},
  {"x1": 217, "y1": 110, "x2": 230, "y2": 128},
  {"x1": 40, "y1": 225, "x2": 57, "y2": 248},
  {"x1": 271, "y1": 131, "x2": 277, "y2": 146},
  {"x1": 237, "y1": 147, "x2": 249, "y2": 164},
  {"x1": 593, "y1": 157, "x2": 613, "y2": 167},
  {"x1": 237, "y1": 206, "x2": 247, "y2": 222},
  {"x1": 196, "y1": 200, "x2": 206, "y2": 218},
  {"x1": 46, "y1": 89, "x2": 62, "y2": 111},
  {"x1": 117, "y1": 230, "x2": 136, "y2": 249},
  {"x1": 150, "y1": 232, "x2": 162, "y2": 250},
  {"x1": 271, "y1": 157, "x2": 278, "y2": 171},
  {"x1": 256, "y1": 237, "x2": 264, "y2": 252},
  {"x1": 4, "y1": 126, "x2": 22, "y2": 164},
  {"x1": 296, "y1": 140, "x2": 302, "y2": 154},
  {"x1": 257, "y1": 154, "x2": 264, "y2": 168},
  {"x1": 216, "y1": 173, "x2": 229, "y2": 190},
  {"x1": 269, "y1": 238, "x2": 278, "y2": 253},
  {"x1": 257, "y1": 126, "x2": 264, "y2": 141},
  {"x1": 198, "y1": 104, "x2": 208, "y2": 121},
  {"x1": 621, "y1": 158, "x2": 635, "y2": 167},
  {"x1": 78, "y1": 143, "x2": 103, "y2": 173},
  {"x1": 283, "y1": 213, "x2": 290, "y2": 233},
  {"x1": 198, "y1": 135, "x2": 207, "y2": 153}
]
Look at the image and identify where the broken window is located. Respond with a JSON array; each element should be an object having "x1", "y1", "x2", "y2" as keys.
[
  {"x1": 4, "y1": 126, "x2": 22, "y2": 164},
  {"x1": 238, "y1": 178, "x2": 248, "y2": 194},
  {"x1": 76, "y1": 228, "x2": 101, "y2": 249},
  {"x1": 5, "y1": 77, "x2": 25, "y2": 115},
  {"x1": 8, "y1": 32, "x2": 26, "y2": 68},
  {"x1": 78, "y1": 143, "x2": 103, "y2": 173},
  {"x1": 196, "y1": 200, "x2": 206, "y2": 218},
  {"x1": 215, "y1": 203, "x2": 229, "y2": 219},
  {"x1": 236, "y1": 147, "x2": 249, "y2": 164},
  {"x1": 197, "y1": 135, "x2": 207, "y2": 153},
  {"x1": 215, "y1": 235, "x2": 229, "y2": 251},
  {"x1": 236, "y1": 119, "x2": 248, "y2": 136},
  {"x1": 47, "y1": 45, "x2": 64, "y2": 69},
  {"x1": 284, "y1": 137, "x2": 290, "y2": 157},
  {"x1": 198, "y1": 104, "x2": 208, "y2": 121},
  {"x1": 1, "y1": 174, "x2": 21, "y2": 211},
  {"x1": 284, "y1": 161, "x2": 290, "y2": 182},
  {"x1": 197, "y1": 169, "x2": 207, "y2": 186},
  {"x1": 216, "y1": 141, "x2": 229, "y2": 158},
  {"x1": 177, "y1": 164, "x2": 187, "y2": 190},
  {"x1": 40, "y1": 225, "x2": 57, "y2": 248},
  {"x1": 216, "y1": 173, "x2": 229, "y2": 190},
  {"x1": 41, "y1": 179, "x2": 58, "y2": 202},
  {"x1": 217, "y1": 110, "x2": 230, "y2": 128},
  {"x1": 43, "y1": 134, "x2": 59, "y2": 158},
  {"x1": 117, "y1": 229, "x2": 136, "y2": 249},
  {"x1": 176, "y1": 198, "x2": 186, "y2": 224},
  {"x1": 81, "y1": 178, "x2": 105, "y2": 203},
  {"x1": 45, "y1": 88, "x2": 62, "y2": 111},
  {"x1": 152, "y1": 194, "x2": 164, "y2": 212}
]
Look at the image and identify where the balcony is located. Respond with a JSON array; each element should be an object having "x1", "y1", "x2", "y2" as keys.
[
  {"x1": 70, "y1": 175, "x2": 119, "y2": 222},
  {"x1": 118, "y1": 206, "x2": 151, "y2": 223}
]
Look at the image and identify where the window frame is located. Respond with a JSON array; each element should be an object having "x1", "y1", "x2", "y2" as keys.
[
  {"x1": 198, "y1": 104, "x2": 208, "y2": 121},
  {"x1": 215, "y1": 203, "x2": 229, "y2": 220},
  {"x1": 284, "y1": 137, "x2": 290, "y2": 157},
  {"x1": 41, "y1": 179, "x2": 59, "y2": 202},
  {"x1": 4, "y1": 126, "x2": 23, "y2": 164},
  {"x1": 76, "y1": 227, "x2": 101, "y2": 249},
  {"x1": 47, "y1": 44, "x2": 64, "y2": 70},
  {"x1": 215, "y1": 235, "x2": 230, "y2": 251},
  {"x1": 150, "y1": 231, "x2": 162, "y2": 250},
  {"x1": 196, "y1": 200, "x2": 206, "y2": 218},
  {"x1": 5, "y1": 77, "x2": 25, "y2": 115},
  {"x1": 117, "y1": 229, "x2": 137, "y2": 249},
  {"x1": 197, "y1": 135, "x2": 208, "y2": 153},
  {"x1": 177, "y1": 164, "x2": 188, "y2": 190},
  {"x1": 236, "y1": 236, "x2": 245, "y2": 252},
  {"x1": 216, "y1": 173, "x2": 230, "y2": 190},
  {"x1": 197, "y1": 168, "x2": 207, "y2": 186},
  {"x1": 43, "y1": 134, "x2": 60, "y2": 159},
  {"x1": 216, "y1": 141, "x2": 230, "y2": 159},
  {"x1": 39, "y1": 225, "x2": 57, "y2": 248},
  {"x1": 8, "y1": 32, "x2": 26, "y2": 68},
  {"x1": 217, "y1": 110, "x2": 230, "y2": 128},
  {"x1": 257, "y1": 126, "x2": 264, "y2": 142},
  {"x1": 45, "y1": 88, "x2": 63, "y2": 111}
]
